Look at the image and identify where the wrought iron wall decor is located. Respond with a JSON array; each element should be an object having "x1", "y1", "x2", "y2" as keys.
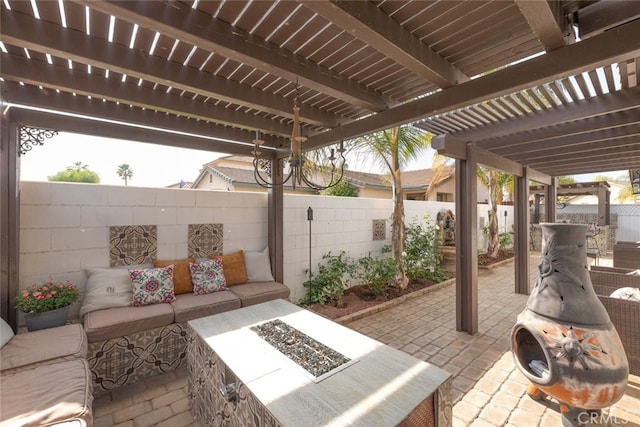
[{"x1": 19, "y1": 125, "x2": 59, "y2": 155}]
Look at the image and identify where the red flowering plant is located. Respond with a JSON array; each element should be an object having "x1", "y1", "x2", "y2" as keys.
[{"x1": 15, "y1": 280, "x2": 80, "y2": 314}]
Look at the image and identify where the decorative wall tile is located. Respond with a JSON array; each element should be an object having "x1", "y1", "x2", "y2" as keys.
[
  {"x1": 109, "y1": 225, "x2": 157, "y2": 267},
  {"x1": 88, "y1": 323, "x2": 187, "y2": 393},
  {"x1": 188, "y1": 223, "x2": 223, "y2": 258},
  {"x1": 372, "y1": 219, "x2": 386, "y2": 241}
]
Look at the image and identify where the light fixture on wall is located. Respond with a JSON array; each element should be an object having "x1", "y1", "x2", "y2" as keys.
[
  {"x1": 252, "y1": 83, "x2": 346, "y2": 190},
  {"x1": 630, "y1": 169, "x2": 640, "y2": 195}
]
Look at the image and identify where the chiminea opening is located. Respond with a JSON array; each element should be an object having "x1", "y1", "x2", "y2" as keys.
[{"x1": 512, "y1": 325, "x2": 553, "y2": 385}]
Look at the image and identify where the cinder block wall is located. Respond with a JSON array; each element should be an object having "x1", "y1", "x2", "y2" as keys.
[{"x1": 19, "y1": 181, "x2": 512, "y2": 317}]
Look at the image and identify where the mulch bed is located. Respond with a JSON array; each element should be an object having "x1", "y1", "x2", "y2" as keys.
[{"x1": 307, "y1": 253, "x2": 514, "y2": 320}]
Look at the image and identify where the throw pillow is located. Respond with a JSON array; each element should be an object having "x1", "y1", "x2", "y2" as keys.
[
  {"x1": 0, "y1": 318, "x2": 14, "y2": 349},
  {"x1": 154, "y1": 258, "x2": 195, "y2": 295},
  {"x1": 80, "y1": 267, "x2": 135, "y2": 317},
  {"x1": 609, "y1": 287, "x2": 640, "y2": 301},
  {"x1": 190, "y1": 259, "x2": 227, "y2": 295},
  {"x1": 130, "y1": 265, "x2": 176, "y2": 306},
  {"x1": 211, "y1": 251, "x2": 247, "y2": 286},
  {"x1": 244, "y1": 247, "x2": 275, "y2": 282}
]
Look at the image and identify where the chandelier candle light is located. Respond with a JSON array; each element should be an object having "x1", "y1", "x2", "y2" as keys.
[{"x1": 252, "y1": 83, "x2": 346, "y2": 190}]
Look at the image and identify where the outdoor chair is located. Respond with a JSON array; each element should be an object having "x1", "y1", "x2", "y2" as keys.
[{"x1": 589, "y1": 266, "x2": 640, "y2": 376}]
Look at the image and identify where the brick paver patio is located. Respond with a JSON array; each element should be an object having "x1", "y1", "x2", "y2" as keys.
[{"x1": 93, "y1": 255, "x2": 640, "y2": 426}]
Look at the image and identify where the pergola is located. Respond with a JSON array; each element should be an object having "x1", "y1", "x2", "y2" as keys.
[{"x1": 1, "y1": 0, "x2": 639, "y2": 332}]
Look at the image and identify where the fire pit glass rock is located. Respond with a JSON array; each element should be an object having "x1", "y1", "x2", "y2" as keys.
[{"x1": 253, "y1": 319, "x2": 351, "y2": 380}]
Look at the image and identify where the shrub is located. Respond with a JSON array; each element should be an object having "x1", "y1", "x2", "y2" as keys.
[
  {"x1": 404, "y1": 217, "x2": 441, "y2": 280},
  {"x1": 356, "y1": 251, "x2": 397, "y2": 296},
  {"x1": 499, "y1": 232, "x2": 514, "y2": 251},
  {"x1": 303, "y1": 251, "x2": 355, "y2": 306}
]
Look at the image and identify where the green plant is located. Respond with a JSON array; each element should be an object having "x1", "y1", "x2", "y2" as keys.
[
  {"x1": 498, "y1": 232, "x2": 514, "y2": 251},
  {"x1": 303, "y1": 251, "x2": 355, "y2": 306},
  {"x1": 15, "y1": 280, "x2": 80, "y2": 314},
  {"x1": 319, "y1": 179, "x2": 359, "y2": 197},
  {"x1": 356, "y1": 252, "x2": 397, "y2": 296},
  {"x1": 404, "y1": 217, "x2": 441, "y2": 280}
]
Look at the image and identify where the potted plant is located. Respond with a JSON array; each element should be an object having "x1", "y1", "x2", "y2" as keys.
[{"x1": 15, "y1": 280, "x2": 80, "y2": 331}]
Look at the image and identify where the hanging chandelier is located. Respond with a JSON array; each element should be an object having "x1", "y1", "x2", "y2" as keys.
[{"x1": 252, "y1": 84, "x2": 346, "y2": 190}]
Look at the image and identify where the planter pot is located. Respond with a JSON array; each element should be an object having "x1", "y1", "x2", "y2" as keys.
[{"x1": 22, "y1": 305, "x2": 71, "y2": 331}]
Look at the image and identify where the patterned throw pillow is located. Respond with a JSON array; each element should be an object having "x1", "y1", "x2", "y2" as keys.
[
  {"x1": 190, "y1": 259, "x2": 227, "y2": 295},
  {"x1": 129, "y1": 265, "x2": 176, "y2": 306}
]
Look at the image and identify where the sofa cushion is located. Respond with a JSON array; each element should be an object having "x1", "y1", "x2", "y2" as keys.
[
  {"x1": 0, "y1": 323, "x2": 87, "y2": 373},
  {"x1": 190, "y1": 258, "x2": 227, "y2": 295},
  {"x1": 228, "y1": 281, "x2": 290, "y2": 307},
  {"x1": 211, "y1": 251, "x2": 247, "y2": 285},
  {"x1": 171, "y1": 290, "x2": 241, "y2": 323},
  {"x1": 0, "y1": 358, "x2": 93, "y2": 427},
  {"x1": 84, "y1": 304, "x2": 174, "y2": 343},
  {"x1": 0, "y1": 318, "x2": 14, "y2": 349},
  {"x1": 154, "y1": 258, "x2": 196, "y2": 295},
  {"x1": 130, "y1": 265, "x2": 176, "y2": 306}
]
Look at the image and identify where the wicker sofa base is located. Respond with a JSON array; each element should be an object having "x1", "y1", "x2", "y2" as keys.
[{"x1": 87, "y1": 323, "x2": 188, "y2": 393}]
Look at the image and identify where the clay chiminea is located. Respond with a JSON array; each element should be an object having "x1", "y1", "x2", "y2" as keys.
[{"x1": 511, "y1": 223, "x2": 628, "y2": 426}]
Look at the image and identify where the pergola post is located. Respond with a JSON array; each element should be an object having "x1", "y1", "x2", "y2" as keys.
[
  {"x1": 598, "y1": 184, "x2": 610, "y2": 226},
  {"x1": 545, "y1": 177, "x2": 557, "y2": 223},
  {"x1": 268, "y1": 158, "x2": 284, "y2": 283},
  {"x1": 0, "y1": 115, "x2": 20, "y2": 330},
  {"x1": 455, "y1": 146, "x2": 478, "y2": 334},
  {"x1": 514, "y1": 167, "x2": 531, "y2": 295}
]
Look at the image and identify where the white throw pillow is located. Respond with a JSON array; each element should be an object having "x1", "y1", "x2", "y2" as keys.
[
  {"x1": 609, "y1": 287, "x2": 640, "y2": 301},
  {"x1": 80, "y1": 267, "x2": 136, "y2": 317},
  {"x1": 244, "y1": 247, "x2": 275, "y2": 282},
  {"x1": 0, "y1": 318, "x2": 14, "y2": 349}
]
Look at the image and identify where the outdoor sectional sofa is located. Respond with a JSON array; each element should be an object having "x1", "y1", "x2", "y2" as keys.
[
  {"x1": 589, "y1": 265, "x2": 640, "y2": 376},
  {"x1": 0, "y1": 323, "x2": 93, "y2": 426},
  {"x1": 81, "y1": 249, "x2": 290, "y2": 393}
]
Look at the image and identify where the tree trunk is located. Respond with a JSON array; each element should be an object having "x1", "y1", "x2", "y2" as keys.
[
  {"x1": 392, "y1": 168, "x2": 408, "y2": 289},
  {"x1": 486, "y1": 172, "x2": 500, "y2": 258}
]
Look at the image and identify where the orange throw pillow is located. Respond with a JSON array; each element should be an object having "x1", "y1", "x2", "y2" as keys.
[
  {"x1": 153, "y1": 258, "x2": 195, "y2": 295},
  {"x1": 211, "y1": 251, "x2": 247, "y2": 286}
]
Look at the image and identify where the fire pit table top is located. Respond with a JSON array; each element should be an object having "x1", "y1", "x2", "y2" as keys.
[{"x1": 188, "y1": 299, "x2": 451, "y2": 426}]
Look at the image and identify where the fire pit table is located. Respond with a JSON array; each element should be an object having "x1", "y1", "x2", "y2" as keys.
[{"x1": 187, "y1": 299, "x2": 452, "y2": 426}]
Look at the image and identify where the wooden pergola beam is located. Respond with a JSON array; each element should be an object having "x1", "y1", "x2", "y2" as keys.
[
  {"x1": 72, "y1": 0, "x2": 388, "y2": 112},
  {"x1": 0, "y1": 9, "x2": 338, "y2": 128},
  {"x1": 3, "y1": 82, "x2": 284, "y2": 158},
  {"x1": 461, "y1": 86, "x2": 640, "y2": 144},
  {"x1": 303, "y1": 0, "x2": 469, "y2": 88},
  {"x1": 305, "y1": 18, "x2": 640, "y2": 150},
  {"x1": 1, "y1": 55, "x2": 295, "y2": 140},
  {"x1": 515, "y1": 0, "x2": 568, "y2": 52}
]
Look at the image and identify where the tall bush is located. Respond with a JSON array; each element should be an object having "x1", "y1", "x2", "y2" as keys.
[{"x1": 404, "y1": 217, "x2": 441, "y2": 280}]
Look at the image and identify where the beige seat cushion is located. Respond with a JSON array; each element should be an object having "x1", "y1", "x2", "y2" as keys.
[
  {"x1": 0, "y1": 323, "x2": 87, "y2": 373},
  {"x1": 84, "y1": 303, "x2": 174, "y2": 343},
  {"x1": 0, "y1": 358, "x2": 93, "y2": 427},
  {"x1": 171, "y1": 290, "x2": 241, "y2": 323},
  {"x1": 228, "y1": 281, "x2": 290, "y2": 307}
]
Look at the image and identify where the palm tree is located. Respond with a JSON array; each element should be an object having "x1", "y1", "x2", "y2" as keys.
[
  {"x1": 477, "y1": 166, "x2": 512, "y2": 258},
  {"x1": 351, "y1": 125, "x2": 431, "y2": 288},
  {"x1": 117, "y1": 164, "x2": 134, "y2": 186},
  {"x1": 424, "y1": 151, "x2": 454, "y2": 201},
  {"x1": 67, "y1": 161, "x2": 88, "y2": 171}
]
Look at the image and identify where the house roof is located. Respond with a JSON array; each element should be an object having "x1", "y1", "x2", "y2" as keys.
[
  {"x1": 194, "y1": 155, "x2": 454, "y2": 192},
  {"x1": 2, "y1": 1, "x2": 639, "y2": 179}
]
